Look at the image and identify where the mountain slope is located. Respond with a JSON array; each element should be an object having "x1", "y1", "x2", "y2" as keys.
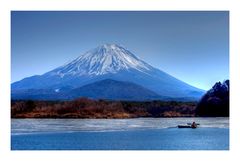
[
  {"x1": 12, "y1": 43, "x2": 204, "y2": 100},
  {"x1": 12, "y1": 79, "x2": 162, "y2": 101},
  {"x1": 68, "y1": 79, "x2": 161, "y2": 100}
]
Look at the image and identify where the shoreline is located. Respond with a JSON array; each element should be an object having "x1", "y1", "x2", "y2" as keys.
[
  {"x1": 11, "y1": 98, "x2": 228, "y2": 118},
  {"x1": 11, "y1": 99, "x2": 197, "y2": 118},
  {"x1": 11, "y1": 116, "x2": 228, "y2": 119}
]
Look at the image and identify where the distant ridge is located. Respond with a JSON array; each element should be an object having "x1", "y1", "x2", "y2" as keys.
[{"x1": 69, "y1": 79, "x2": 161, "y2": 100}]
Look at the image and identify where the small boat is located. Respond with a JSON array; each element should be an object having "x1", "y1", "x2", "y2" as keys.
[
  {"x1": 178, "y1": 122, "x2": 199, "y2": 129},
  {"x1": 178, "y1": 125, "x2": 196, "y2": 128}
]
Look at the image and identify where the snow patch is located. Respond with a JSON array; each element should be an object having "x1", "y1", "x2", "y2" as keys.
[{"x1": 48, "y1": 44, "x2": 154, "y2": 77}]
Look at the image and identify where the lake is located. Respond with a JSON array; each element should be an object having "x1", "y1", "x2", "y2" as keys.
[{"x1": 11, "y1": 117, "x2": 229, "y2": 150}]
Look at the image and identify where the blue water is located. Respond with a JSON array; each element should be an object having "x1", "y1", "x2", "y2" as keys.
[{"x1": 11, "y1": 118, "x2": 229, "y2": 150}]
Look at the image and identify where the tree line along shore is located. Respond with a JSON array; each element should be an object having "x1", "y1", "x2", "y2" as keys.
[{"x1": 11, "y1": 98, "x2": 198, "y2": 118}]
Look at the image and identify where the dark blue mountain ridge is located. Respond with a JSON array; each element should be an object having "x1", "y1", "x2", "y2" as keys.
[
  {"x1": 12, "y1": 79, "x2": 161, "y2": 101},
  {"x1": 12, "y1": 43, "x2": 205, "y2": 101},
  {"x1": 68, "y1": 79, "x2": 162, "y2": 100}
]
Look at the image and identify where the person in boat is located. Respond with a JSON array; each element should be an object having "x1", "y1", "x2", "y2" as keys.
[{"x1": 191, "y1": 122, "x2": 197, "y2": 128}]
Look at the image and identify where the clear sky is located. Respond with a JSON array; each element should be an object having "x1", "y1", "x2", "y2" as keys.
[{"x1": 11, "y1": 11, "x2": 229, "y2": 90}]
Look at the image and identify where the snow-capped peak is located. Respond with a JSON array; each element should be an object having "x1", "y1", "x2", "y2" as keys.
[{"x1": 48, "y1": 43, "x2": 153, "y2": 77}]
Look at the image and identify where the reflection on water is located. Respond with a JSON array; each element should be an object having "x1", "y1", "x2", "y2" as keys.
[{"x1": 11, "y1": 117, "x2": 229, "y2": 135}]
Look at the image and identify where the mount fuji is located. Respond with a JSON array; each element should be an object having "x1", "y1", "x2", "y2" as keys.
[{"x1": 12, "y1": 44, "x2": 204, "y2": 101}]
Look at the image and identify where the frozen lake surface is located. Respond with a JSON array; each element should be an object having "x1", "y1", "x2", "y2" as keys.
[{"x1": 11, "y1": 117, "x2": 229, "y2": 150}]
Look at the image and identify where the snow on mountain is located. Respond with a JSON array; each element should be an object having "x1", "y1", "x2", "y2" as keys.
[{"x1": 47, "y1": 44, "x2": 152, "y2": 77}]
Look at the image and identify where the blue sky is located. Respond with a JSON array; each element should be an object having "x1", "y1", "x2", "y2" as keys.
[{"x1": 11, "y1": 11, "x2": 229, "y2": 90}]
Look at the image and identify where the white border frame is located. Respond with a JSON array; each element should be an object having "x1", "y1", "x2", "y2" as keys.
[{"x1": 1, "y1": 0, "x2": 240, "y2": 161}]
